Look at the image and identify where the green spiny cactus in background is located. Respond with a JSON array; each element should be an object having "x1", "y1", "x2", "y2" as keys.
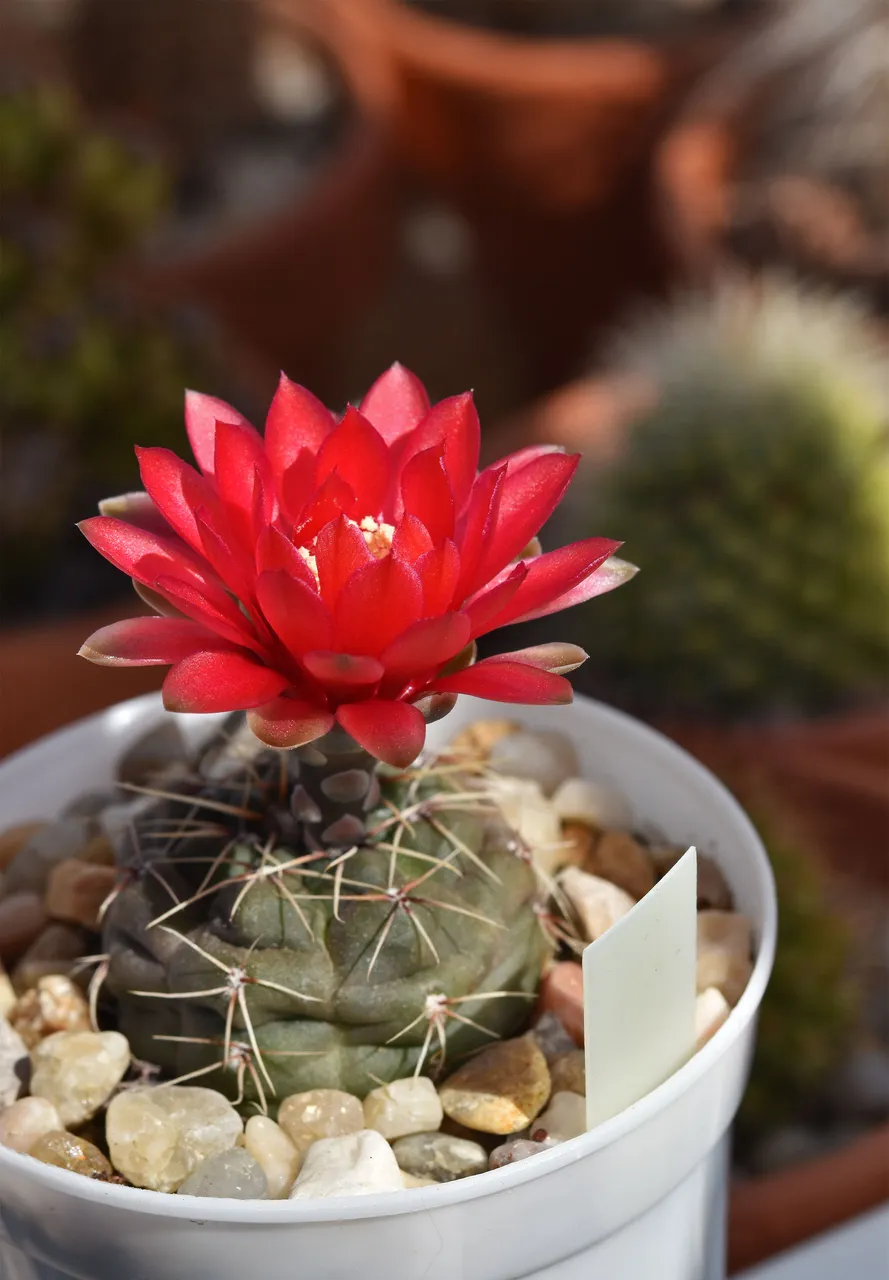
[
  {"x1": 738, "y1": 803, "x2": 855, "y2": 1139},
  {"x1": 101, "y1": 717, "x2": 549, "y2": 1109},
  {"x1": 0, "y1": 86, "x2": 218, "y2": 617},
  {"x1": 566, "y1": 275, "x2": 889, "y2": 720}
]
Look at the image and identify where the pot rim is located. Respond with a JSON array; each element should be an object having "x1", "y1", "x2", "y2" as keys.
[{"x1": 0, "y1": 692, "x2": 777, "y2": 1223}]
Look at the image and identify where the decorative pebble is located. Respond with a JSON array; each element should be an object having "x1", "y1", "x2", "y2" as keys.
[
  {"x1": 288, "y1": 1129, "x2": 402, "y2": 1198},
  {"x1": 551, "y1": 778, "x2": 633, "y2": 832},
  {"x1": 117, "y1": 721, "x2": 189, "y2": 787},
  {"x1": 0, "y1": 1096, "x2": 62, "y2": 1153},
  {"x1": 489, "y1": 731, "x2": 579, "y2": 797},
  {"x1": 530, "y1": 1011, "x2": 577, "y2": 1063},
  {"x1": 0, "y1": 823, "x2": 47, "y2": 872},
  {"x1": 439, "y1": 1035, "x2": 550, "y2": 1135},
  {"x1": 244, "y1": 1115, "x2": 300, "y2": 1199},
  {"x1": 449, "y1": 719, "x2": 519, "y2": 762},
  {"x1": 653, "y1": 848, "x2": 732, "y2": 911},
  {"x1": 12, "y1": 925, "x2": 91, "y2": 993},
  {"x1": 489, "y1": 1137, "x2": 551, "y2": 1168},
  {"x1": 31, "y1": 1030, "x2": 130, "y2": 1127},
  {"x1": 0, "y1": 961, "x2": 15, "y2": 1018},
  {"x1": 402, "y1": 1171, "x2": 437, "y2": 1188},
  {"x1": 694, "y1": 987, "x2": 731, "y2": 1052},
  {"x1": 558, "y1": 867, "x2": 636, "y2": 942},
  {"x1": 536, "y1": 963, "x2": 584, "y2": 1046},
  {"x1": 30, "y1": 1130, "x2": 113, "y2": 1179},
  {"x1": 532, "y1": 1091, "x2": 586, "y2": 1143},
  {"x1": 177, "y1": 1147, "x2": 268, "y2": 1199},
  {"x1": 3, "y1": 818, "x2": 96, "y2": 896},
  {"x1": 277, "y1": 1089, "x2": 365, "y2": 1164},
  {"x1": 106, "y1": 1086, "x2": 243, "y2": 1193},
  {"x1": 488, "y1": 778, "x2": 563, "y2": 877},
  {"x1": 362, "y1": 1076, "x2": 443, "y2": 1141},
  {"x1": 10, "y1": 974, "x2": 91, "y2": 1049},
  {"x1": 0, "y1": 892, "x2": 47, "y2": 963},
  {"x1": 0, "y1": 1015, "x2": 28, "y2": 1106},
  {"x1": 391, "y1": 1131, "x2": 488, "y2": 1182},
  {"x1": 44, "y1": 860, "x2": 117, "y2": 931},
  {"x1": 558, "y1": 822, "x2": 596, "y2": 872},
  {"x1": 549, "y1": 1050, "x2": 586, "y2": 1097},
  {"x1": 587, "y1": 831, "x2": 656, "y2": 901},
  {"x1": 697, "y1": 911, "x2": 753, "y2": 1007}
]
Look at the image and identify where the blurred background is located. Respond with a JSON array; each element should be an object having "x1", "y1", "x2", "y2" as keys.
[{"x1": 0, "y1": 0, "x2": 886, "y2": 1266}]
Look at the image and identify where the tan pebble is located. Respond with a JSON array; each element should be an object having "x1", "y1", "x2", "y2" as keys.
[
  {"x1": 0, "y1": 1096, "x2": 62, "y2": 1153},
  {"x1": 12, "y1": 924, "x2": 90, "y2": 993},
  {"x1": 0, "y1": 961, "x2": 15, "y2": 1018},
  {"x1": 10, "y1": 974, "x2": 90, "y2": 1049},
  {"x1": 549, "y1": 1049, "x2": 585, "y2": 1097},
  {"x1": 559, "y1": 823, "x2": 596, "y2": 872},
  {"x1": 489, "y1": 777, "x2": 563, "y2": 876},
  {"x1": 0, "y1": 893, "x2": 47, "y2": 962},
  {"x1": 0, "y1": 823, "x2": 47, "y2": 873},
  {"x1": 277, "y1": 1089, "x2": 364, "y2": 1165},
  {"x1": 107, "y1": 1085, "x2": 242, "y2": 1193},
  {"x1": 244, "y1": 1115, "x2": 299, "y2": 1199},
  {"x1": 697, "y1": 911, "x2": 753, "y2": 1007},
  {"x1": 76, "y1": 835, "x2": 116, "y2": 867},
  {"x1": 45, "y1": 859, "x2": 117, "y2": 930},
  {"x1": 695, "y1": 987, "x2": 731, "y2": 1052},
  {"x1": 558, "y1": 866, "x2": 636, "y2": 942},
  {"x1": 402, "y1": 1171, "x2": 437, "y2": 1188},
  {"x1": 535, "y1": 963, "x2": 584, "y2": 1047},
  {"x1": 439, "y1": 1035, "x2": 550, "y2": 1135},
  {"x1": 362, "y1": 1076, "x2": 443, "y2": 1141},
  {"x1": 588, "y1": 831, "x2": 655, "y2": 900},
  {"x1": 551, "y1": 779, "x2": 633, "y2": 831},
  {"x1": 30, "y1": 1029, "x2": 130, "y2": 1126},
  {"x1": 30, "y1": 1130, "x2": 113, "y2": 1179},
  {"x1": 449, "y1": 719, "x2": 519, "y2": 762}
]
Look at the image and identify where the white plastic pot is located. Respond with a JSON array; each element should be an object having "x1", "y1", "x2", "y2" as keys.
[{"x1": 0, "y1": 694, "x2": 776, "y2": 1280}]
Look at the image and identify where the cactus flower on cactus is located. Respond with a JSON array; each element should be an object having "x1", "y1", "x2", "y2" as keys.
[{"x1": 78, "y1": 363, "x2": 633, "y2": 766}]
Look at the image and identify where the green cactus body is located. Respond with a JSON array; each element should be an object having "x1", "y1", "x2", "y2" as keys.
[
  {"x1": 570, "y1": 278, "x2": 889, "y2": 719},
  {"x1": 103, "y1": 719, "x2": 548, "y2": 1107}
]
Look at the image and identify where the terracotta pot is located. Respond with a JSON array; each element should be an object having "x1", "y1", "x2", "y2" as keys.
[
  {"x1": 133, "y1": 0, "x2": 398, "y2": 402},
  {"x1": 326, "y1": 0, "x2": 740, "y2": 387}
]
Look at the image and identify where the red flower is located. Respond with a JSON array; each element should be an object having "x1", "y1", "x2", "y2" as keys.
[{"x1": 79, "y1": 365, "x2": 633, "y2": 766}]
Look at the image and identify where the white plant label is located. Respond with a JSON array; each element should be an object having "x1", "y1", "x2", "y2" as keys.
[{"x1": 584, "y1": 845, "x2": 698, "y2": 1129}]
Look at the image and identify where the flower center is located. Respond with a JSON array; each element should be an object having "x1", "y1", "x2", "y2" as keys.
[{"x1": 296, "y1": 516, "x2": 395, "y2": 587}]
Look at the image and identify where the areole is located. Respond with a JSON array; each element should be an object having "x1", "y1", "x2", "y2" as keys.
[{"x1": 0, "y1": 692, "x2": 776, "y2": 1280}]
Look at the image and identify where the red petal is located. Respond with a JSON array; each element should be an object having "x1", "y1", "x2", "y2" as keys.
[
  {"x1": 264, "y1": 374, "x2": 334, "y2": 480},
  {"x1": 247, "y1": 698, "x2": 334, "y2": 749},
  {"x1": 314, "y1": 516, "x2": 375, "y2": 609},
  {"x1": 416, "y1": 541, "x2": 460, "y2": 616},
  {"x1": 97, "y1": 492, "x2": 169, "y2": 536},
  {"x1": 214, "y1": 420, "x2": 273, "y2": 519},
  {"x1": 255, "y1": 570, "x2": 332, "y2": 656},
  {"x1": 394, "y1": 392, "x2": 480, "y2": 513},
  {"x1": 136, "y1": 446, "x2": 217, "y2": 555},
  {"x1": 392, "y1": 514, "x2": 434, "y2": 564},
  {"x1": 336, "y1": 699, "x2": 426, "y2": 768},
  {"x1": 293, "y1": 473, "x2": 357, "y2": 542},
  {"x1": 193, "y1": 507, "x2": 254, "y2": 603},
  {"x1": 429, "y1": 659, "x2": 573, "y2": 705},
  {"x1": 279, "y1": 449, "x2": 317, "y2": 525},
  {"x1": 509, "y1": 555, "x2": 637, "y2": 624},
  {"x1": 474, "y1": 538, "x2": 623, "y2": 632},
  {"x1": 255, "y1": 525, "x2": 318, "y2": 589},
  {"x1": 79, "y1": 515, "x2": 218, "y2": 593},
  {"x1": 152, "y1": 573, "x2": 260, "y2": 650},
  {"x1": 163, "y1": 651, "x2": 288, "y2": 713},
  {"x1": 359, "y1": 363, "x2": 430, "y2": 444},
  {"x1": 464, "y1": 563, "x2": 527, "y2": 637},
  {"x1": 315, "y1": 406, "x2": 390, "y2": 517},
  {"x1": 185, "y1": 390, "x2": 253, "y2": 476},
  {"x1": 401, "y1": 446, "x2": 455, "y2": 545},
  {"x1": 78, "y1": 617, "x2": 224, "y2": 667},
  {"x1": 303, "y1": 651, "x2": 384, "y2": 700},
  {"x1": 475, "y1": 452, "x2": 579, "y2": 585},
  {"x1": 454, "y1": 465, "x2": 505, "y2": 600},
  {"x1": 380, "y1": 613, "x2": 471, "y2": 688},
  {"x1": 334, "y1": 556, "x2": 424, "y2": 655}
]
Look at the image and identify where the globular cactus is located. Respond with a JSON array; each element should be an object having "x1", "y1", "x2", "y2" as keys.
[
  {"x1": 566, "y1": 276, "x2": 889, "y2": 720},
  {"x1": 102, "y1": 717, "x2": 549, "y2": 1107}
]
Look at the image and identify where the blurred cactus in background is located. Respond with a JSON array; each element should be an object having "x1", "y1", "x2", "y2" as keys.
[
  {"x1": 562, "y1": 275, "x2": 889, "y2": 719},
  {"x1": 0, "y1": 86, "x2": 218, "y2": 621}
]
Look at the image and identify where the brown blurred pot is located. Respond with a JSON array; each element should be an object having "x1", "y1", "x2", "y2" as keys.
[
  {"x1": 326, "y1": 0, "x2": 742, "y2": 387},
  {"x1": 134, "y1": 0, "x2": 398, "y2": 401},
  {"x1": 487, "y1": 375, "x2": 889, "y2": 890}
]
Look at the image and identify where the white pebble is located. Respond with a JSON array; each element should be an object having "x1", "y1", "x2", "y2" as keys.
[
  {"x1": 532, "y1": 1091, "x2": 586, "y2": 1143},
  {"x1": 558, "y1": 866, "x2": 636, "y2": 941},
  {"x1": 30, "y1": 1030, "x2": 129, "y2": 1127},
  {"x1": 697, "y1": 911, "x2": 753, "y2": 1007},
  {"x1": 362, "y1": 1076, "x2": 443, "y2": 1141},
  {"x1": 0, "y1": 1096, "x2": 61, "y2": 1153},
  {"x1": 489, "y1": 777, "x2": 564, "y2": 877},
  {"x1": 289, "y1": 1129, "x2": 403, "y2": 1199},
  {"x1": 552, "y1": 778, "x2": 633, "y2": 831},
  {"x1": 244, "y1": 1115, "x2": 300, "y2": 1199},
  {"x1": 0, "y1": 1016, "x2": 27, "y2": 1108},
  {"x1": 489, "y1": 731, "x2": 579, "y2": 797},
  {"x1": 0, "y1": 964, "x2": 15, "y2": 1019},
  {"x1": 106, "y1": 1086, "x2": 243, "y2": 1193},
  {"x1": 695, "y1": 987, "x2": 731, "y2": 1051}
]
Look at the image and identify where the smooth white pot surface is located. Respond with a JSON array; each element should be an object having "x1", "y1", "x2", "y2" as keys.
[{"x1": 0, "y1": 695, "x2": 776, "y2": 1280}]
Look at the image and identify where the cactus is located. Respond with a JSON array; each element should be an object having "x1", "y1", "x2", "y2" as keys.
[
  {"x1": 565, "y1": 276, "x2": 889, "y2": 720},
  {"x1": 101, "y1": 716, "x2": 549, "y2": 1106}
]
